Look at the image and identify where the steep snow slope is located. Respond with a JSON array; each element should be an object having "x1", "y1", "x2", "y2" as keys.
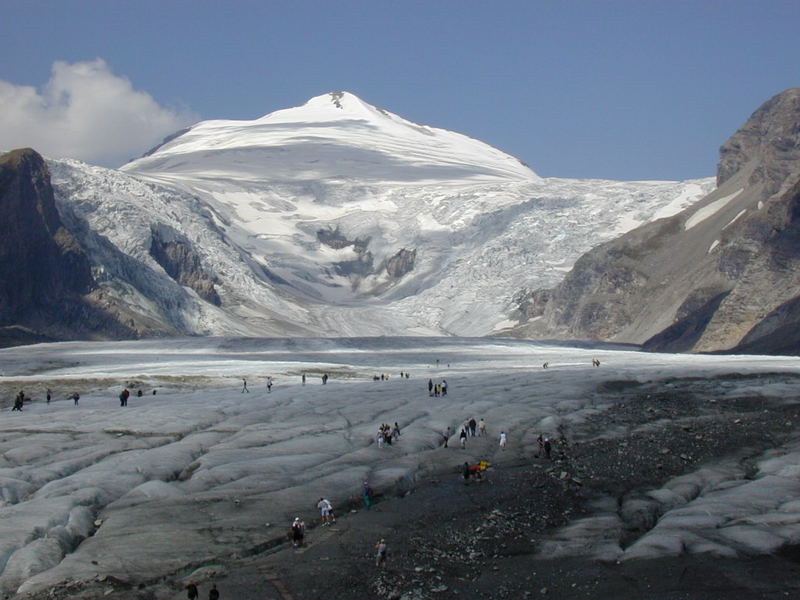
[{"x1": 63, "y1": 91, "x2": 716, "y2": 337}]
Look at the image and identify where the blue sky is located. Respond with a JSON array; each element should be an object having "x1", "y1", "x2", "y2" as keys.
[{"x1": 1, "y1": 0, "x2": 798, "y2": 180}]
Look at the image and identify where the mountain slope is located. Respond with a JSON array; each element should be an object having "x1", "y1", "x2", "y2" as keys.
[
  {"x1": 113, "y1": 91, "x2": 712, "y2": 336},
  {"x1": 0, "y1": 93, "x2": 715, "y2": 341},
  {"x1": 509, "y1": 88, "x2": 800, "y2": 354}
]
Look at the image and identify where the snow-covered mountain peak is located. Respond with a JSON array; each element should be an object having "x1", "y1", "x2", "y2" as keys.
[
  {"x1": 123, "y1": 91, "x2": 539, "y2": 186},
  {"x1": 259, "y1": 91, "x2": 386, "y2": 122},
  {"x1": 84, "y1": 93, "x2": 716, "y2": 339}
]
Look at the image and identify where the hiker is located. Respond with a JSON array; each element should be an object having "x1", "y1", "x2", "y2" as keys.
[
  {"x1": 11, "y1": 391, "x2": 23, "y2": 411},
  {"x1": 241, "y1": 378, "x2": 249, "y2": 393},
  {"x1": 460, "y1": 427, "x2": 468, "y2": 449},
  {"x1": 375, "y1": 539, "x2": 388, "y2": 567},
  {"x1": 186, "y1": 582, "x2": 198, "y2": 599},
  {"x1": 266, "y1": 376, "x2": 273, "y2": 393},
  {"x1": 463, "y1": 461, "x2": 471, "y2": 483},
  {"x1": 499, "y1": 431, "x2": 507, "y2": 450},
  {"x1": 72, "y1": 392, "x2": 80, "y2": 406},
  {"x1": 442, "y1": 426, "x2": 450, "y2": 448},
  {"x1": 208, "y1": 583, "x2": 219, "y2": 600},
  {"x1": 428, "y1": 379, "x2": 433, "y2": 396},
  {"x1": 317, "y1": 497, "x2": 335, "y2": 524},
  {"x1": 119, "y1": 388, "x2": 130, "y2": 407},
  {"x1": 468, "y1": 417, "x2": 477, "y2": 437},
  {"x1": 137, "y1": 389, "x2": 143, "y2": 397},
  {"x1": 363, "y1": 482, "x2": 374, "y2": 508},
  {"x1": 302, "y1": 373, "x2": 306, "y2": 385},
  {"x1": 478, "y1": 418, "x2": 486, "y2": 437},
  {"x1": 544, "y1": 438, "x2": 552, "y2": 459},
  {"x1": 536, "y1": 434, "x2": 544, "y2": 458},
  {"x1": 441, "y1": 379, "x2": 448, "y2": 396},
  {"x1": 322, "y1": 373, "x2": 328, "y2": 385},
  {"x1": 291, "y1": 517, "x2": 305, "y2": 547},
  {"x1": 46, "y1": 389, "x2": 51, "y2": 404}
]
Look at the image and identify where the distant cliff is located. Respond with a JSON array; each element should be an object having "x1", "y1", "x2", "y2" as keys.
[
  {"x1": 508, "y1": 88, "x2": 800, "y2": 355},
  {"x1": 0, "y1": 148, "x2": 133, "y2": 345}
]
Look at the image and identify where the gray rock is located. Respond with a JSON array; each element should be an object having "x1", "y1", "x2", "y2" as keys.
[{"x1": 507, "y1": 88, "x2": 800, "y2": 355}]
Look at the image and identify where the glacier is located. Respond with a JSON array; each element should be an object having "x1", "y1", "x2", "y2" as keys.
[
  {"x1": 1, "y1": 337, "x2": 799, "y2": 595},
  {"x1": 37, "y1": 91, "x2": 717, "y2": 339}
]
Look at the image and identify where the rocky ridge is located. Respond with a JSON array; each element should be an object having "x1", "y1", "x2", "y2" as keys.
[{"x1": 509, "y1": 88, "x2": 800, "y2": 354}]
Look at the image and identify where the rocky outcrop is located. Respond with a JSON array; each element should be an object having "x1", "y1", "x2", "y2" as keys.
[
  {"x1": 508, "y1": 89, "x2": 800, "y2": 354},
  {"x1": 149, "y1": 224, "x2": 221, "y2": 306},
  {"x1": 0, "y1": 148, "x2": 134, "y2": 344},
  {"x1": 317, "y1": 228, "x2": 416, "y2": 283},
  {"x1": 385, "y1": 248, "x2": 416, "y2": 278}
]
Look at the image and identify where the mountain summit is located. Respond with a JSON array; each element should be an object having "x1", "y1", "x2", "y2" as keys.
[{"x1": 125, "y1": 91, "x2": 539, "y2": 187}]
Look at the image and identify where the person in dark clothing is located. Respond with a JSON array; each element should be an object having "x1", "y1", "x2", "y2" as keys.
[
  {"x1": 463, "y1": 461, "x2": 471, "y2": 483},
  {"x1": 72, "y1": 392, "x2": 80, "y2": 406},
  {"x1": 12, "y1": 391, "x2": 23, "y2": 411},
  {"x1": 46, "y1": 389, "x2": 51, "y2": 404},
  {"x1": 468, "y1": 417, "x2": 477, "y2": 437},
  {"x1": 208, "y1": 583, "x2": 219, "y2": 600},
  {"x1": 363, "y1": 481, "x2": 374, "y2": 508},
  {"x1": 428, "y1": 379, "x2": 433, "y2": 396},
  {"x1": 186, "y1": 582, "x2": 198, "y2": 599},
  {"x1": 137, "y1": 389, "x2": 143, "y2": 397},
  {"x1": 120, "y1": 388, "x2": 130, "y2": 407},
  {"x1": 544, "y1": 438, "x2": 552, "y2": 459},
  {"x1": 291, "y1": 517, "x2": 305, "y2": 547}
]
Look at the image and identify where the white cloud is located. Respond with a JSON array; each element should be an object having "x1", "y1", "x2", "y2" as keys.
[{"x1": 0, "y1": 59, "x2": 197, "y2": 166}]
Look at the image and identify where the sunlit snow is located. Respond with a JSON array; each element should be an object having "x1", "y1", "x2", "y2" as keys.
[{"x1": 684, "y1": 188, "x2": 743, "y2": 230}]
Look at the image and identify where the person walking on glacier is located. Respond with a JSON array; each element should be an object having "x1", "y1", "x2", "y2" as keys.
[
  {"x1": 317, "y1": 497, "x2": 335, "y2": 524},
  {"x1": 186, "y1": 582, "x2": 198, "y2": 599},
  {"x1": 241, "y1": 378, "x2": 249, "y2": 393},
  {"x1": 208, "y1": 583, "x2": 219, "y2": 600}
]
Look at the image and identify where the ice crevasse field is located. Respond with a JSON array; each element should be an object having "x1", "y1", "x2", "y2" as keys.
[{"x1": 1, "y1": 336, "x2": 800, "y2": 595}]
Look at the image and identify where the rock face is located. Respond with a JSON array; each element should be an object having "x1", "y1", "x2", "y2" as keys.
[
  {"x1": 149, "y1": 224, "x2": 221, "y2": 306},
  {"x1": 510, "y1": 88, "x2": 800, "y2": 354},
  {"x1": 0, "y1": 149, "x2": 133, "y2": 344}
]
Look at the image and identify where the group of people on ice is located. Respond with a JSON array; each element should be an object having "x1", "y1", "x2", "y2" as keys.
[
  {"x1": 376, "y1": 422, "x2": 401, "y2": 447},
  {"x1": 427, "y1": 378, "x2": 447, "y2": 396}
]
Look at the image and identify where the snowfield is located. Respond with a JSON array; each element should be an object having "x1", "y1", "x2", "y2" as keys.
[{"x1": 1, "y1": 337, "x2": 800, "y2": 595}]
